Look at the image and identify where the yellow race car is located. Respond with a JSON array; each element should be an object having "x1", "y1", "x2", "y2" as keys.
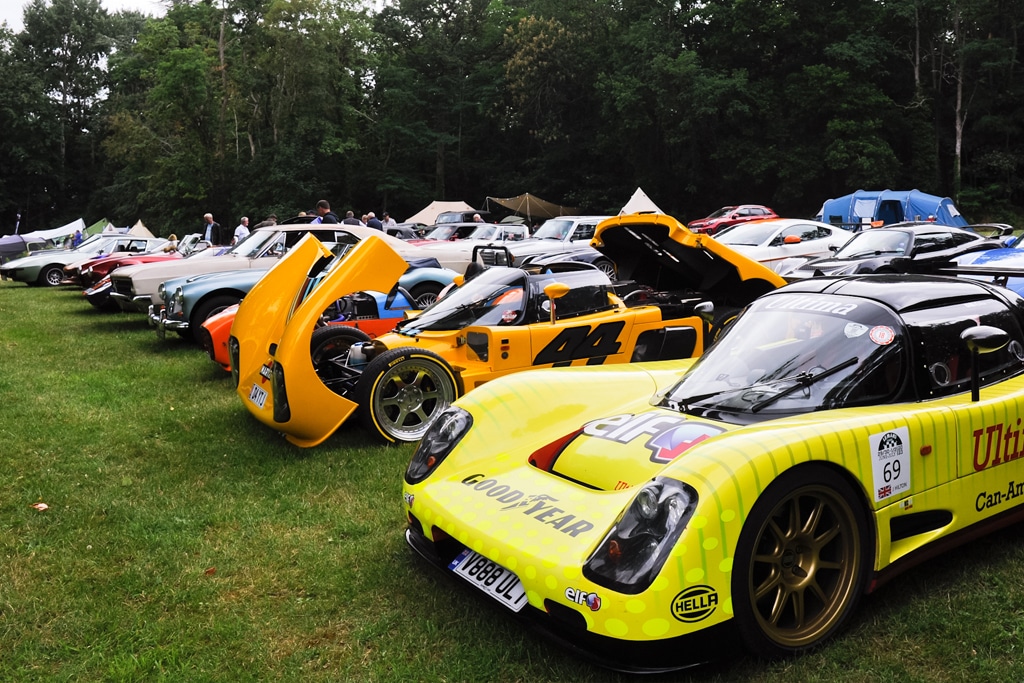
[
  {"x1": 402, "y1": 273, "x2": 1024, "y2": 671},
  {"x1": 233, "y1": 213, "x2": 785, "y2": 446}
]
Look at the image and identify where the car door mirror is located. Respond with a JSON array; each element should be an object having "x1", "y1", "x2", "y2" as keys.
[
  {"x1": 783, "y1": 235, "x2": 802, "y2": 244},
  {"x1": 962, "y1": 325, "x2": 1010, "y2": 401}
]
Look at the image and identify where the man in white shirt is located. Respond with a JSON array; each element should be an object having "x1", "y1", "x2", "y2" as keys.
[{"x1": 232, "y1": 217, "x2": 250, "y2": 245}]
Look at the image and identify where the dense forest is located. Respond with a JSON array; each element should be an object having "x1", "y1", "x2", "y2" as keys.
[{"x1": 1, "y1": 0, "x2": 1022, "y2": 235}]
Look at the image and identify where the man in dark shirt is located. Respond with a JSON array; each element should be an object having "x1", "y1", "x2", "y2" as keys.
[
  {"x1": 365, "y1": 212, "x2": 383, "y2": 230},
  {"x1": 342, "y1": 210, "x2": 362, "y2": 226},
  {"x1": 315, "y1": 200, "x2": 339, "y2": 224}
]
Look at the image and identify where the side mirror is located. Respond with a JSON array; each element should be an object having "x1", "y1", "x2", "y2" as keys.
[
  {"x1": 453, "y1": 274, "x2": 465, "y2": 287},
  {"x1": 783, "y1": 235, "x2": 802, "y2": 244},
  {"x1": 962, "y1": 325, "x2": 1010, "y2": 401},
  {"x1": 695, "y1": 301, "x2": 715, "y2": 324},
  {"x1": 543, "y1": 282, "x2": 571, "y2": 323}
]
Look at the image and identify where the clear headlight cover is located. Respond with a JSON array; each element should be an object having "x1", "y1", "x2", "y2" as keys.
[
  {"x1": 583, "y1": 478, "x2": 698, "y2": 594},
  {"x1": 405, "y1": 407, "x2": 472, "y2": 484}
]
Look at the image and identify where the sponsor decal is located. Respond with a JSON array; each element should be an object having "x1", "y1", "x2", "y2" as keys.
[
  {"x1": 565, "y1": 587, "x2": 601, "y2": 611},
  {"x1": 870, "y1": 427, "x2": 910, "y2": 502},
  {"x1": 972, "y1": 418, "x2": 1024, "y2": 472},
  {"x1": 582, "y1": 413, "x2": 725, "y2": 463},
  {"x1": 461, "y1": 474, "x2": 594, "y2": 537},
  {"x1": 763, "y1": 296, "x2": 859, "y2": 316},
  {"x1": 671, "y1": 585, "x2": 718, "y2": 623},
  {"x1": 869, "y1": 325, "x2": 896, "y2": 345},
  {"x1": 403, "y1": 492, "x2": 414, "y2": 507},
  {"x1": 976, "y1": 481, "x2": 1024, "y2": 512}
]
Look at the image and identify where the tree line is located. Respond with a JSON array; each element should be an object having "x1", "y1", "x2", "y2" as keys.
[{"x1": 1, "y1": 0, "x2": 1022, "y2": 236}]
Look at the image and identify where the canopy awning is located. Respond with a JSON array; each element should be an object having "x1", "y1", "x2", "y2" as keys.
[{"x1": 486, "y1": 193, "x2": 578, "y2": 220}]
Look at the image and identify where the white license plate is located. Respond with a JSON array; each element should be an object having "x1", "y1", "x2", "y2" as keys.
[
  {"x1": 448, "y1": 549, "x2": 528, "y2": 612},
  {"x1": 248, "y1": 383, "x2": 268, "y2": 409}
]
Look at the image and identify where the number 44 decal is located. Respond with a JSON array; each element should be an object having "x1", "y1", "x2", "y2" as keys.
[{"x1": 533, "y1": 321, "x2": 625, "y2": 367}]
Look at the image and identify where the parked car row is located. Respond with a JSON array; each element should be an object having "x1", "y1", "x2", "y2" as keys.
[{"x1": 10, "y1": 209, "x2": 1024, "y2": 673}]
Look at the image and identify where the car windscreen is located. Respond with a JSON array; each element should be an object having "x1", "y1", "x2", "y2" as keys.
[
  {"x1": 715, "y1": 223, "x2": 780, "y2": 247},
  {"x1": 395, "y1": 267, "x2": 528, "y2": 333},
  {"x1": 833, "y1": 230, "x2": 911, "y2": 259},
  {"x1": 660, "y1": 293, "x2": 908, "y2": 421},
  {"x1": 533, "y1": 219, "x2": 572, "y2": 240}
]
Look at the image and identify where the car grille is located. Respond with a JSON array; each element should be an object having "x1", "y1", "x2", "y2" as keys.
[{"x1": 111, "y1": 277, "x2": 134, "y2": 297}]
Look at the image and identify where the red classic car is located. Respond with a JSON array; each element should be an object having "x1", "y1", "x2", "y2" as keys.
[{"x1": 686, "y1": 204, "x2": 777, "y2": 235}]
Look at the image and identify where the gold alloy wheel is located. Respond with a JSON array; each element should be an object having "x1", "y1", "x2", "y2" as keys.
[{"x1": 742, "y1": 479, "x2": 864, "y2": 651}]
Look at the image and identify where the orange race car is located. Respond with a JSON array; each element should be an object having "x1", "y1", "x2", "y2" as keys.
[{"x1": 232, "y1": 214, "x2": 787, "y2": 446}]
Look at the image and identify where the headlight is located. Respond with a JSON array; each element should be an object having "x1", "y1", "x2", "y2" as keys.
[
  {"x1": 583, "y1": 478, "x2": 698, "y2": 594},
  {"x1": 157, "y1": 282, "x2": 167, "y2": 301},
  {"x1": 168, "y1": 288, "x2": 184, "y2": 316},
  {"x1": 405, "y1": 407, "x2": 472, "y2": 484}
]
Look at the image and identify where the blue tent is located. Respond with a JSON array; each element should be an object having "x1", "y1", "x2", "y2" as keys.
[{"x1": 814, "y1": 189, "x2": 968, "y2": 230}]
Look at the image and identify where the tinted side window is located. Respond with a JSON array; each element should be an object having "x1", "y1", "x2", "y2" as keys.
[
  {"x1": 573, "y1": 223, "x2": 597, "y2": 241},
  {"x1": 903, "y1": 298, "x2": 1024, "y2": 398}
]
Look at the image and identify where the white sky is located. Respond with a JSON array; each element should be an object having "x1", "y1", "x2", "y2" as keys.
[{"x1": 0, "y1": 0, "x2": 167, "y2": 33}]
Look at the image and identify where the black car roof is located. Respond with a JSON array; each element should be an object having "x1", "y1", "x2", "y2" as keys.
[{"x1": 773, "y1": 274, "x2": 1018, "y2": 314}]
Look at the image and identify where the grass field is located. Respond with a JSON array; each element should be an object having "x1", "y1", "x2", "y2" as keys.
[{"x1": 3, "y1": 279, "x2": 1024, "y2": 682}]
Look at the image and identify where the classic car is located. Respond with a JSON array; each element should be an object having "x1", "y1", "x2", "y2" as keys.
[
  {"x1": 402, "y1": 273, "x2": 1024, "y2": 671},
  {"x1": 0, "y1": 233, "x2": 168, "y2": 286},
  {"x1": 107, "y1": 224, "x2": 427, "y2": 314},
  {"x1": 686, "y1": 204, "x2": 778, "y2": 235},
  {"x1": 788, "y1": 223, "x2": 1008, "y2": 280},
  {"x1": 67, "y1": 233, "x2": 204, "y2": 288},
  {"x1": 712, "y1": 218, "x2": 853, "y2": 274},
  {"x1": 158, "y1": 250, "x2": 456, "y2": 344},
  {"x1": 234, "y1": 214, "x2": 786, "y2": 446},
  {"x1": 475, "y1": 216, "x2": 614, "y2": 270}
]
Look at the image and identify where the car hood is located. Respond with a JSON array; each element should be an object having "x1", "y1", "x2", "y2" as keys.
[{"x1": 591, "y1": 214, "x2": 786, "y2": 297}]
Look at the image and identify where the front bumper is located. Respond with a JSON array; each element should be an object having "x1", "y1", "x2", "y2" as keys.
[
  {"x1": 404, "y1": 524, "x2": 732, "y2": 673},
  {"x1": 147, "y1": 304, "x2": 189, "y2": 338}
]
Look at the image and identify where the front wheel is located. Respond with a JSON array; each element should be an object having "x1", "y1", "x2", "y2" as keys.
[
  {"x1": 356, "y1": 347, "x2": 458, "y2": 444},
  {"x1": 592, "y1": 258, "x2": 616, "y2": 278},
  {"x1": 39, "y1": 265, "x2": 65, "y2": 287},
  {"x1": 189, "y1": 294, "x2": 242, "y2": 341},
  {"x1": 732, "y1": 465, "x2": 870, "y2": 658},
  {"x1": 409, "y1": 282, "x2": 443, "y2": 308}
]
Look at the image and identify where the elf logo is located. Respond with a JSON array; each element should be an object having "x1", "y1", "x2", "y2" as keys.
[
  {"x1": 565, "y1": 587, "x2": 601, "y2": 611},
  {"x1": 583, "y1": 413, "x2": 725, "y2": 463}
]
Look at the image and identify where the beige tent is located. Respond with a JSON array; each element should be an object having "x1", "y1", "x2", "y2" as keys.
[
  {"x1": 128, "y1": 220, "x2": 155, "y2": 237},
  {"x1": 405, "y1": 201, "x2": 476, "y2": 226},
  {"x1": 486, "y1": 193, "x2": 578, "y2": 220},
  {"x1": 619, "y1": 187, "x2": 665, "y2": 215}
]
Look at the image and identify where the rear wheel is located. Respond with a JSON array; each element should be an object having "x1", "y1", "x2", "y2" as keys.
[
  {"x1": 310, "y1": 326, "x2": 372, "y2": 395},
  {"x1": 356, "y1": 347, "x2": 458, "y2": 444},
  {"x1": 732, "y1": 465, "x2": 870, "y2": 658}
]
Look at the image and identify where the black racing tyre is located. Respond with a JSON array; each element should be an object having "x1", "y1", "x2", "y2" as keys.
[
  {"x1": 592, "y1": 258, "x2": 616, "y2": 278},
  {"x1": 732, "y1": 464, "x2": 871, "y2": 658},
  {"x1": 189, "y1": 294, "x2": 243, "y2": 342},
  {"x1": 409, "y1": 282, "x2": 444, "y2": 309},
  {"x1": 310, "y1": 326, "x2": 373, "y2": 395},
  {"x1": 39, "y1": 265, "x2": 65, "y2": 287},
  {"x1": 356, "y1": 347, "x2": 458, "y2": 444}
]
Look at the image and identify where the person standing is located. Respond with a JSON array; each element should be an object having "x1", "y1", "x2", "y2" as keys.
[
  {"x1": 381, "y1": 212, "x2": 397, "y2": 227},
  {"x1": 315, "y1": 200, "x2": 339, "y2": 224},
  {"x1": 232, "y1": 217, "x2": 250, "y2": 245},
  {"x1": 342, "y1": 210, "x2": 361, "y2": 226},
  {"x1": 365, "y1": 212, "x2": 383, "y2": 230},
  {"x1": 202, "y1": 213, "x2": 224, "y2": 245}
]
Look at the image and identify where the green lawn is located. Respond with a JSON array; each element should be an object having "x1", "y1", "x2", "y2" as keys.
[{"x1": 2, "y1": 280, "x2": 1024, "y2": 682}]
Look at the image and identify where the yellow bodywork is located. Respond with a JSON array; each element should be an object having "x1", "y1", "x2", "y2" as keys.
[{"x1": 403, "y1": 358, "x2": 1024, "y2": 646}]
